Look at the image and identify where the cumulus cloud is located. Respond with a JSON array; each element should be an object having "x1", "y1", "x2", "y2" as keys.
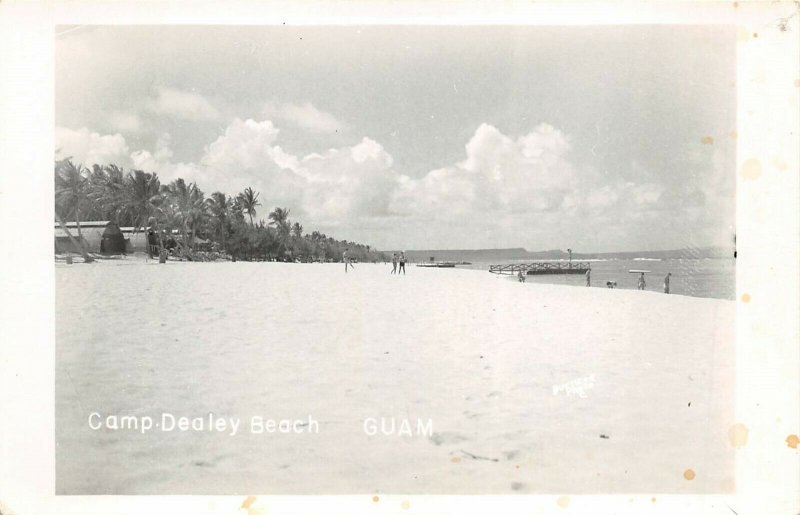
[
  {"x1": 127, "y1": 132, "x2": 211, "y2": 188},
  {"x1": 262, "y1": 101, "x2": 347, "y2": 134},
  {"x1": 298, "y1": 137, "x2": 399, "y2": 221},
  {"x1": 195, "y1": 120, "x2": 400, "y2": 222},
  {"x1": 55, "y1": 126, "x2": 205, "y2": 189},
  {"x1": 131, "y1": 133, "x2": 177, "y2": 175},
  {"x1": 202, "y1": 119, "x2": 290, "y2": 171},
  {"x1": 193, "y1": 118, "x2": 305, "y2": 211},
  {"x1": 53, "y1": 121, "x2": 599, "y2": 237},
  {"x1": 54, "y1": 117, "x2": 730, "y2": 250},
  {"x1": 55, "y1": 127, "x2": 131, "y2": 167},
  {"x1": 146, "y1": 87, "x2": 220, "y2": 121},
  {"x1": 392, "y1": 123, "x2": 577, "y2": 218}
]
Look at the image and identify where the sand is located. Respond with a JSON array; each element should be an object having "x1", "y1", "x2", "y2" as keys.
[{"x1": 55, "y1": 260, "x2": 735, "y2": 494}]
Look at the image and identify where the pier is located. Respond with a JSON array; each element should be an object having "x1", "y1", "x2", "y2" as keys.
[
  {"x1": 416, "y1": 262, "x2": 456, "y2": 268},
  {"x1": 488, "y1": 261, "x2": 591, "y2": 275},
  {"x1": 415, "y1": 256, "x2": 469, "y2": 268}
]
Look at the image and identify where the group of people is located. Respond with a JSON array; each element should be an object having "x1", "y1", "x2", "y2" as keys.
[
  {"x1": 345, "y1": 252, "x2": 673, "y2": 293},
  {"x1": 629, "y1": 271, "x2": 672, "y2": 293},
  {"x1": 390, "y1": 252, "x2": 407, "y2": 275},
  {"x1": 521, "y1": 268, "x2": 672, "y2": 293},
  {"x1": 637, "y1": 272, "x2": 671, "y2": 293},
  {"x1": 591, "y1": 269, "x2": 672, "y2": 293},
  {"x1": 342, "y1": 249, "x2": 408, "y2": 275}
]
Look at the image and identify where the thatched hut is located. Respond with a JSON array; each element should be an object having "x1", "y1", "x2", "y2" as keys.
[{"x1": 100, "y1": 222, "x2": 126, "y2": 254}]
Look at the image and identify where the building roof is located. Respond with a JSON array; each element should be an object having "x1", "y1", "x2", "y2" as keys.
[
  {"x1": 54, "y1": 220, "x2": 110, "y2": 228},
  {"x1": 55, "y1": 228, "x2": 94, "y2": 238}
]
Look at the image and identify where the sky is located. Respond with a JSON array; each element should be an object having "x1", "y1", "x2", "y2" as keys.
[{"x1": 55, "y1": 25, "x2": 736, "y2": 252}]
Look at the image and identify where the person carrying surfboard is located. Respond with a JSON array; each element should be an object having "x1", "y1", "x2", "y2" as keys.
[
  {"x1": 638, "y1": 272, "x2": 646, "y2": 290},
  {"x1": 664, "y1": 272, "x2": 671, "y2": 294}
]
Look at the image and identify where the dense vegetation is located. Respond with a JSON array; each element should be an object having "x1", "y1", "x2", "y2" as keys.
[{"x1": 54, "y1": 158, "x2": 387, "y2": 262}]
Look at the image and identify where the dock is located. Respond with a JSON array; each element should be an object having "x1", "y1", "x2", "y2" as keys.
[
  {"x1": 488, "y1": 261, "x2": 591, "y2": 275},
  {"x1": 415, "y1": 256, "x2": 467, "y2": 268}
]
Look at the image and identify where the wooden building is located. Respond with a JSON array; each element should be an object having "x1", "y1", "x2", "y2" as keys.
[{"x1": 55, "y1": 221, "x2": 151, "y2": 254}]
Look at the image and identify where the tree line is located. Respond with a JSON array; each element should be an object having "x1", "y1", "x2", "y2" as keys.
[{"x1": 54, "y1": 158, "x2": 388, "y2": 263}]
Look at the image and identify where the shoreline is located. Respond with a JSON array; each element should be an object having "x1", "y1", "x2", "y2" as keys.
[{"x1": 54, "y1": 252, "x2": 734, "y2": 301}]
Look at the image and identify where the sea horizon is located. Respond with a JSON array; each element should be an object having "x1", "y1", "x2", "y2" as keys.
[{"x1": 383, "y1": 246, "x2": 735, "y2": 262}]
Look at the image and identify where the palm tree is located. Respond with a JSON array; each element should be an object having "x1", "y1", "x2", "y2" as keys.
[
  {"x1": 206, "y1": 192, "x2": 230, "y2": 253},
  {"x1": 291, "y1": 221, "x2": 303, "y2": 239},
  {"x1": 268, "y1": 207, "x2": 290, "y2": 227},
  {"x1": 123, "y1": 169, "x2": 163, "y2": 230},
  {"x1": 158, "y1": 200, "x2": 183, "y2": 254},
  {"x1": 268, "y1": 207, "x2": 291, "y2": 235},
  {"x1": 54, "y1": 159, "x2": 92, "y2": 256},
  {"x1": 185, "y1": 185, "x2": 208, "y2": 250},
  {"x1": 85, "y1": 164, "x2": 108, "y2": 221},
  {"x1": 54, "y1": 159, "x2": 385, "y2": 264},
  {"x1": 268, "y1": 207, "x2": 291, "y2": 257},
  {"x1": 238, "y1": 187, "x2": 261, "y2": 227},
  {"x1": 121, "y1": 169, "x2": 166, "y2": 260},
  {"x1": 91, "y1": 164, "x2": 127, "y2": 223},
  {"x1": 165, "y1": 179, "x2": 206, "y2": 256}
]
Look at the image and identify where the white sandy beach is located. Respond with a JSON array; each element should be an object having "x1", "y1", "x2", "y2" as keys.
[{"x1": 55, "y1": 260, "x2": 735, "y2": 494}]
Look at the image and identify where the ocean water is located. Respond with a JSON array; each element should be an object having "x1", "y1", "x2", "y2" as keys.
[{"x1": 458, "y1": 258, "x2": 735, "y2": 300}]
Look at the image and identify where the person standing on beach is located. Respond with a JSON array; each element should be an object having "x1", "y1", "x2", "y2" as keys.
[
  {"x1": 391, "y1": 253, "x2": 398, "y2": 274},
  {"x1": 664, "y1": 272, "x2": 671, "y2": 294},
  {"x1": 398, "y1": 252, "x2": 406, "y2": 275},
  {"x1": 585, "y1": 269, "x2": 591, "y2": 287},
  {"x1": 638, "y1": 272, "x2": 646, "y2": 290},
  {"x1": 343, "y1": 248, "x2": 354, "y2": 273}
]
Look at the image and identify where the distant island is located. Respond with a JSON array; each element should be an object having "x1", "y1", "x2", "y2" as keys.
[{"x1": 389, "y1": 246, "x2": 735, "y2": 262}]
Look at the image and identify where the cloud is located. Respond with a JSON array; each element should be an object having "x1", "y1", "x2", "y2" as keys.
[
  {"x1": 107, "y1": 111, "x2": 145, "y2": 134},
  {"x1": 586, "y1": 185, "x2": 619, "y2": 208},
  {"x1": 54, "y1": 126, "x2": 205, "y2": 189},
  {"x1": 193, "y1": 118, "x2": 305, "y2": 212},
  {"x1": 200, "y1": 118, "x2": 301, "y2": 180},
  {"x1": 298, "y1": 137, "x2": 399, "y2": 220},
  {"x1": 262, "y1": 101, "x2": 346, "y2": 134},
  {"x1": 391, "y1": 123, "x2": 577, "y2": 218},
  {"x1": 53, "y1": 121, "x2": 604, "y2": 241},
  {"x1": 196, "y1": 120, "x2": 397, "y2": 221},
  {"x1": 202, "y1": 119, "x2": 285, "y2": 170},
  {"x1": 54, "y1": 117, "x2": 731, "y2": 250},
  {"x1": 55, "y1": 127, "x2": 131, "y2": 167},
  {"x1": 127, "y1": 132, "x2": 210, "y2": 188},
  {"x1": 146, "y1": 87, "x2": 220, "y2": 121},
  {"x1": 131, "y1": 133, "x2": 176, "y2": 174}
]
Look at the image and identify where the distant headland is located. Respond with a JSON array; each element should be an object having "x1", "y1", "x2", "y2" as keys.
[{"x1": 389, "y1": 246, "x2": 734, "y2": 262}]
